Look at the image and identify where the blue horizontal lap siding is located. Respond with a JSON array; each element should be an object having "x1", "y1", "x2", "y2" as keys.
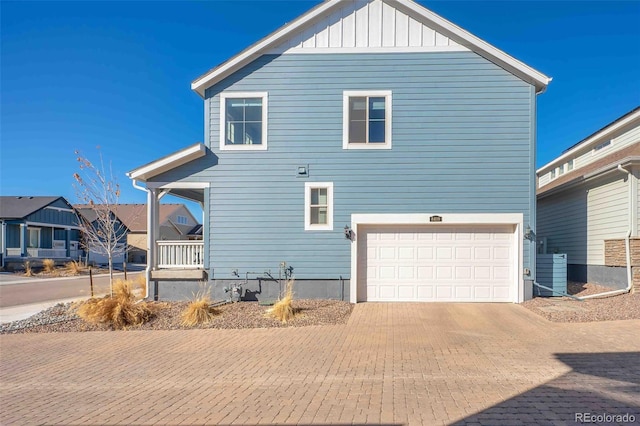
[{"x1": 154, "y1": 52, "x2": 535, "y2": 279}]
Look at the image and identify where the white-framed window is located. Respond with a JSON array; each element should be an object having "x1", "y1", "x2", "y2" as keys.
[
  {"x1": 343, "y1": 90, "x2": 392, "y2": 149},
  {"x1": 27, "y1": 227, "x2": 41, "y2": 248},
  {"x1": 176, "y1": 215, "x2": 188, "y2": 225},
  {"x1": 558, "y1": 164, "x2": 564, "y2": 175},
  {"x1": 550, "y1": 169, "x2": 556, "y2": 179},
  {"x1": 219, "y1": 92, "x2": 268, "y2": 151},
  {"x1": 304, "y1": 182, "x2": 334, "y2": 231},
  {"x1": 567, "y1": 159, "x2": 574, "y2": 171},
  {"x1": 593, "y1": 140, "x2": 611, "y2": 152}
]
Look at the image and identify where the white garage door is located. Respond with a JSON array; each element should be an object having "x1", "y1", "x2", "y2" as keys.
[{"x1": 358, "y1": 225, "x2": 515, "y2": 302}]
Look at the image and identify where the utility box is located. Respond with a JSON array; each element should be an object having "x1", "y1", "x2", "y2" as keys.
[{"x1": 535, "y1": 254, "x2": 568, "y2": 297}]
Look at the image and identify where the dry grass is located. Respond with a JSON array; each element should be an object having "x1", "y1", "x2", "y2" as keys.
[
  {"x1": 24, "y1": 261, "x2": 33, "y2": 277},
  {"x1": 65, "y1": 261, "x2": 83, "y2": 276},
  {"x1": 181, "y1": 287, "x2": 217, "y2": 326},
  {"x1": 134, "y1": 274, "x2": 146, "y2": 298},
  {"x1": 266, "y1": 279, "x2": 295, "y2": 323},
  {"x1": 75, "y1": 278, "x2": 158, "y2": 329},
  {"x1": 42, "y1": 259, "x2": 56, "y2": 273}
]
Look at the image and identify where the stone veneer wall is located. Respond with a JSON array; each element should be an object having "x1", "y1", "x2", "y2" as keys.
[{"x1": 605, "y1": 238, "x2": 640, "y2": 293}]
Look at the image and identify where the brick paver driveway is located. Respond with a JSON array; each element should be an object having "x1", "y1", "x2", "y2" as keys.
[{"x1": 1, "y1": 303, "x2": 639, "y2": 425}]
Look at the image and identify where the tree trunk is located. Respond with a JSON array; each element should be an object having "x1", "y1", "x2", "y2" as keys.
[{"x1": 108, "y1": 254, "x2": 113, "y2": 298}]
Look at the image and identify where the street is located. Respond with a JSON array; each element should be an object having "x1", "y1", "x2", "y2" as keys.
[{"x1": 0, "y1": 271, "x2": 143, "y2": 308}]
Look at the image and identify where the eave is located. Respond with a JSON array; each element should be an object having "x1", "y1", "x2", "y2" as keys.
[{"x1": 191, "y1": 0, "x2": 551, "y2": 98}]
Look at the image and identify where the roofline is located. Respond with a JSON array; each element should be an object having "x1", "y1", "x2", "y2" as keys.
[
  {"x1": 537, "y1": 108, "x2": 640, "y2": 174},
  {"x1": 537, "y1": 156, "x2": 640, "y2": 199},
  {"x1": 126, "y1": 143, "x2": 207, "y2": 182},
  {"x1": 191, "y1": 0, "x2": 551, "y2": 98}
]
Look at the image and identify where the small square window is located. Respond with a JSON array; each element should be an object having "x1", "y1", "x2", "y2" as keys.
[
  {"x1": 305, "y1": 182, "x2": 333, "y2": 231},
  {"x1": 343, "y1": 91, "x2": 392, "y2": 149},
  {"x1": 219, "y1": 92, "x2": 268, "y2": 151}
]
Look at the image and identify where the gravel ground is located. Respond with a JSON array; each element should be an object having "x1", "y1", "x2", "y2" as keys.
[
  {"x1": 522, "y1": 282, "x2": 640, "y2": 322},
  {"x1": 0, "y1": 299, "x2": 354, "y2": 334}
]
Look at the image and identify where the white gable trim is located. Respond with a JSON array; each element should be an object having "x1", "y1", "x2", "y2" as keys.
[
  {"x1": 267, "y1": 0, "x2": 469, "y2": 54},
  {"x1": 191, "y1": 0, "x2": 550, "y2": 97},
  {"x1": 127, "y1": 143, "x2": 207, "y2": 182}
]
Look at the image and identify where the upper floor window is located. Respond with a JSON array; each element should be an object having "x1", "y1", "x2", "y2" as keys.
[
  {"x1": 304, "y1": 182, "x2": 333, "y2": 231},
  {"x1": 220, "y1": 92, "x2": 268, "y2": 151},
  {"x1": 558, "y1": 164, "x2": 564, "y2": 175},
  {"x1": 176, "y1": 215, "x2": 188, "y2": 225},
  {"x1": 550, "y1": 169, "x2": 556, "y2": 179},
  {"x1": 593, "y1": 140, "x2": 611, "y2": 152},
  {"x1": 567, "y1": 159, "x2": 574, "y2": 171},
  {"x1": 343, "y1": 91, "x2": 392, "y2": 149}
]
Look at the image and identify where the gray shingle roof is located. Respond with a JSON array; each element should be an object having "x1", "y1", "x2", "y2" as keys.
[{"x1": 0, "y1": 196, "x2": 64, "y2": 219}]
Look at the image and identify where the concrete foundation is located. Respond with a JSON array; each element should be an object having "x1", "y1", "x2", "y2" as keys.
[
  {"x1": 152, "y1": 277, "x2": 350, "y2": 302},
  {"x1": 567, "y1": 264, "x2": 628, "y2": 290}
]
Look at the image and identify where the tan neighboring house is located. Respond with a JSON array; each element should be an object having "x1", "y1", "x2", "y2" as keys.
[
  {"x1": 114, "y1": 204, "x2": 201, "y2": 264},
  {"x1": 536, "y1": 107, "x2": 640, "y2": 291}
]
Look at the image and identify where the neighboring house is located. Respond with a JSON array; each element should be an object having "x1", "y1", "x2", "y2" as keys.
[
  {"x1": 0, "y1": 196, "x2": 81, "y2": 268},
  {"x1": 127, "y1": 0, "x2": 550, "y2": 303},
  {"x1": 110, "y1": 204, "x2": 201, "y2": 263},
  {"x1": 537, "y1": 107, "x2": 640, "y2": 291},
  {"x1": 73, "y1": 206, "x2": 130, "y2": 266}
]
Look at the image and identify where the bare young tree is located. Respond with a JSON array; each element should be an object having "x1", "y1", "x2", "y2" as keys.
[{"x1": 73, "y1": 148, "x2": 128, "y2": 296}]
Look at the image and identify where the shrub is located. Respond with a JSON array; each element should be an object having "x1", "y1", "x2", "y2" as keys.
[
  {"x1": 181, "y1": 290, "x2": 217, "y2": 326},
  {"x1": 24, "y1": 261, "x2": 33, "y2": 277},
  {"x1": 65, "y1": 261, "x2": 83, "y2": 275},
  {"x1": 75, "y1": 278, "x2": 156, "y2": 329},
  {"x1": 267, "y1": 279, "x2": 295, "y2": 323},
  {"x1": 42, "y1": 258, "x2": 56, "y2": 273}
]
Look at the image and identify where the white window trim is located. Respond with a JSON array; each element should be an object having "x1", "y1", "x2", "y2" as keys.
[
  {"x1": 304, "y1": 182, "x2": 334, "y2": 231},
  {"x1": 219, "y1": 91, "x2": 268, "y2": 151},
  {"x1": 343, "y1": 90, "x2": 392, "y2": 150}
]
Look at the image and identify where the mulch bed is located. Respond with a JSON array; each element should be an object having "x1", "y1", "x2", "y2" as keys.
[
  {"x1": 0, "y1": 299, "x2": 354, "y2": 334},
  {"x1": 522, "y1": 282, "x2": 640, "y2": 322}
]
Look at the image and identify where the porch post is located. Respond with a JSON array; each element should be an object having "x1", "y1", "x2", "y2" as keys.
[
  {"x1": 20, "y1": 223, "x2": 27, "y2": 257},
  {"x1": 203, "y1": 187, "x2": 210, "y2": 273},
  {"x1": 1, "y1": 221, "x2": 5, "y2": 268},
  {"x1": 65, "y1": 228, "x2": 71, "y2": 258},
  {"x1": 147, "y1": 188, "x2": 158, "y2": 300}
]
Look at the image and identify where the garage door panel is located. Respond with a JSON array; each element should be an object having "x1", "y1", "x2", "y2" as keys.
[{"x1": 359, "y1": 224, "x2": 516, "y2": 302}]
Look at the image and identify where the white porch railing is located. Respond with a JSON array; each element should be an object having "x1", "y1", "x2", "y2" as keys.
[
  {"x1": 26, "y1": 248, "x2": 68, "y2": 258},
  {"x1": 157, "y1": 241, "x2": 204, "y2": 269}
]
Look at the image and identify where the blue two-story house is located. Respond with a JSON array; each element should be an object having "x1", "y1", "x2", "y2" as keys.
[{"x1": 128, "y1": 0, "x2": 550, "y2": 303}]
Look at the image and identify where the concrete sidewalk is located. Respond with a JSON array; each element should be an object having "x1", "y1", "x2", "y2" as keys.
[{"x1": 0, "y1": 296, "x2": 107, "y2": 324}]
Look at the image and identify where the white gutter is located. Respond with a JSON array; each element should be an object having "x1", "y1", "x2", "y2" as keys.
[
  {"x1": 579, "y1": 164, "x2": 633, "y2": 299},
  {"x1": 131, "y1": 179, "x2": 151, "y2": 300}
]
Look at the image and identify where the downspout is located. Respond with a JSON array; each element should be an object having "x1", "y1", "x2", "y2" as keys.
[
  {"x1": 578, "y1": 164, "x2": 633, "y2": 299},
  {"x1": 131, "y1": 179, "x2": 151, "y2": 299}
]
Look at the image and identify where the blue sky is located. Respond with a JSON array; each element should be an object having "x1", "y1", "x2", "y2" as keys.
[{"x1": 2, "y1": 0, "x2": 639, "y2": 217}]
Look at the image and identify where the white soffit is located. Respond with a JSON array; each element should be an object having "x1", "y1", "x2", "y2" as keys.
[
  {"x1": 127, "y1": 143, "x2": 206, "y2": 182},
  {"x1": 191, "y1": 0, "x2": 551, "y2": 97}
]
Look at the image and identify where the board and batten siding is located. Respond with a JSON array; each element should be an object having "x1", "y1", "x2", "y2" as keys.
[
  {"x1": 153, "y1": 52, "x2": 536, "y2": 280},
  {"x1": 538, "y1": 174, "x2": 628, "y2": 265}
]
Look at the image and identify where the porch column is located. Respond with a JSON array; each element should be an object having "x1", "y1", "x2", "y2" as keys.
[
  {"x1": 147, "y1": 188, "x2": 159, "y2": 270},
  {"x1": 65, "y1": 228, "x2": 71, "y2": 258},
  {"x1": 1, "y1": 221, "x2": 5, "y2": 268},
  {"x1": 20, "y1": 223, "x2": 27, "y2": 257}
]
